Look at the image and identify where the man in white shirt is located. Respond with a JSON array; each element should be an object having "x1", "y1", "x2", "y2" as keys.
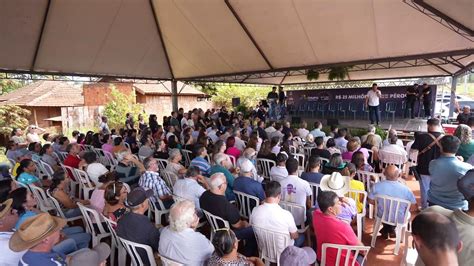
[
  {"x1": 334, "y1": 128, "x2": 349, "y2": 151},
  {"x1": 84, "y1": 151, "x2": 108, "y2": 187},
  {"x1": 361, "y1": 125, "x2": 382, "y2": 148},
  {"x1": 159, "y1": 200, "x2": 214, "y2": 265},
  {"x1": 180, "y1": 113, "x2": 189, "y2": 129},
  {"x1": 233, "y1": 129, "x2": 246, "y2": 151},
  {"x1": 270, "y1": 153, "x2": 289, "y2": 182},
  {"x1": 207, "y1": 126, "x2": 219, "y2": 144},
  {"x1": 365, "y1": 83, "x2": 382, "y2": 125},
  {"x1": 297, "y1": 121, "x2": 310, "y2": 140},
  {"x1": 382, "y1": 129, "x2": 404, "y2": 147},
  {"x1": 279, "y1": 158, "x2": 312, "y2": 227},
  {"x1": 173, "y1": 166, "x2": 209, "y2": 216},
  {"x1": 309, "y1": 121, "x2": 326, "y2": 138},
  {"x1": 379, "y1": 134, "x2": 407, "y2": 162},
  {"x1": 250, "y1": 181, "x2": 303, "y2": 247}
]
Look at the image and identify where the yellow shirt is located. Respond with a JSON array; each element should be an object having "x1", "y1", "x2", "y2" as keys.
[
  {"x1": 349, "y1": 179, "x2": 365, "y2": 213},
  {"x1": 12, "y1": 163, "x2": 20, "y2": 177}
]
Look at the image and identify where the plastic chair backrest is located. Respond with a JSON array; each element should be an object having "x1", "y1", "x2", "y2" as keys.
[
  {"x1": 252, "y1": 225, "x2": 291, "y2": 264},
  {"x1": 181, "y1": 149, "x2": 192, "y2": 168},
  {"x1": 278, "y1": 200, "x2": 306, "y2": 230},
  {"x1": 159, "y1": 254, "x2": 184, "y2": 266},
  {"x1": 45, "y1": 189, "x2": 68, "y2": 219},
  {"x1": 38, "y1": 160, "x2": 54, "y2": 178},
  {"x1": 233, "y1": 190, "x2": 259, "y2": 219},
  {"x1": 293, "y1": 153, "x2": 305, "y2": 170},
  {"x1": 77, "y1": 202, "x2": 109, "y2": 237},
  {"x1": 157, "y1": 158, "x2": 168, "y2": 171},
  {"x1": 374, "y1": 195, "x2": 411, "y2": 225},
  {"x1": 308, "y1": 182, "x2": 320, "y2": 207},
  {"x1": 227, "y1": 154, "x2": 236, "y2": 167},
  {"x1": 119, "y1": 237, "x2": 157, "y2": 266},
  {"x1": 29, "y1": 184, "x2": 54, "y2": 212},
  {"x1": 345, "y1": 189, "x2": 367, "y2": 216},
  {"x1": 321, "y1": 243, "x2": 370, "y2": 266},
  {"x1": 160, "y1": 170, "x2": 178, "y2": 188},
  {"x1": 356, "y1": 170, "x2": 382, "y2": 194},
  {"x1": 73, "y1": 168, "x2": 95, "y2": 189},
  {"x1": 202, "y1": 209, "x2": 230, "y2": 235},
  {"x1": 256, "y1": 158, "x2": 275, "y2": 179}
]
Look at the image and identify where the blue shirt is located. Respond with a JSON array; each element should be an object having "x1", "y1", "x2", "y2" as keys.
[
  {"x1": 309, "y1": 128, "x2": 326, "y2": 138},
  {"x1": 300, "y1": 172, "x2": 324, "y2": 184},
  {"x1": 369, "y1": 180, "x2": 416, "y2": 223},
  {"x1": 233, "y1": 176, "x2": 265, "y2": 201},
  {"x1": 209, "y1": 165, "x2": 235, "y2": 201},
  {"x1": 189, "y1": 157, "x2": 211, "y2": 177},
  {"x1": 20, "y1": 250, "x2": 67, "y2": 266},
  {"x1": 428, "y1": 156, "x2": 473, "y2": 210},
  {"x1": 17, "y1": 172, "x2": 39, "y2": 185}
]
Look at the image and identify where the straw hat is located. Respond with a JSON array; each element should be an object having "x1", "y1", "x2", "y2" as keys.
[
  {"x1": 0, "y1": 199, "x2": 13, "y2": 219},
  {"x1": 319, "y1": 172, "x2": 350, "y2": 197},
  {"x1": 9, "y1": 212, "x2": 66, "y2": 252}
]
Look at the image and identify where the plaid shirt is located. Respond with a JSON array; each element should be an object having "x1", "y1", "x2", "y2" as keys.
[{"x1": 139, "y1": 171, "x2": 172, "y2": 202}]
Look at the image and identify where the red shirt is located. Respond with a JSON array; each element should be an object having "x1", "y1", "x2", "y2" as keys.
[
  {"x1": 313, "y1": 210, "x2": 359, "y2": 266},
  {"x1": 64, "y1": 154, "x2": 81, "y2": 180}
]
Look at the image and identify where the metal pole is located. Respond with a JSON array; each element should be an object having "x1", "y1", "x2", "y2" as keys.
[
  {"x1": 448, "y1": 76, "x2": 457, "y2": 117},
  {"x1": 171, "y1": 80, "x2": 178, "y2": 113}
]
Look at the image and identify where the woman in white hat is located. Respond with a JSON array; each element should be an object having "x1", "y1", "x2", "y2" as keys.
[{"x1": 319, "y1": 172, "x2": 357, "y2": 223}]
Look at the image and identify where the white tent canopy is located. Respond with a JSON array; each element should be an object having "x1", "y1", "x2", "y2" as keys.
[{"x1": 0, "y1": 0, "x2": 472, "y2": 85}]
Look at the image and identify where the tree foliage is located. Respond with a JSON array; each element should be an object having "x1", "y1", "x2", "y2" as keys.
[
  {"x1": 211, "y1": 84, "x2": 270, "y2": 110},
  {"x1": 0, "y1": 105, "x2": 31, "y2": 136},
  {"x1": 103, "y1": 85, "x2": 144, "y2": 130},
  {"x1": 0, "y1": 79, "x2": 28, "y2": 95}
]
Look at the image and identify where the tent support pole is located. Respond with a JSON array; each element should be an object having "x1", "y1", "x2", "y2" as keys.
[
  {"x1": 448, "y1": 76, "x2": 457, "y2": 118},
  {"x1": 171, "y1": 80, "x2": 178, "y2": 113}
]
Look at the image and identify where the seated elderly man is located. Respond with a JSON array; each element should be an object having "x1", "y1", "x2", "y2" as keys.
[
  {"x1": 361, "y1": 125, "x2": 383, "y2": 148},
  {"x1": 159, "y1": 200, "x2": 214, "y2": 265},
  {"x1": 236, "y1": 148, "x2": 263, "y2": 183},
  {"x1": 368, "y1": 165, "x2": 416, "y2": 239},
  {"x1": 209, "y1": 153, "x2": 235, "y2": 201},
  {"x1": 379, "y1": 134, "x2": 408, "y2": 163},
  {"x1": 233, "y1": 159, "x2": 265, "y2": 203},
  {"x1": 189, "y1": 146, "x2": 211, "y2": 177},
  {"x1": 382, "y1": 129, "x2": 404, "y2": 147},
  {"x1": 174, "y1": 166, "x2": 209, "y2": 216},
  {"x1": 115, "y1": 149, "x2": 145, "y2": 185},
  {"x1": 200, "y1": 173, "x2": 257, "y2": 257},
  {"x1": 165, "y1": 149, "x2": 187, "y2": 177},
  {"x1": 139, "y1": 157, "x2": 174, "y2": 210}
]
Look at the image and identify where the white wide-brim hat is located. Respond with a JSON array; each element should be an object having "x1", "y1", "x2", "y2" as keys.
[{"x1": 319, "y1": 172, "x2": 350, "y2": 197}]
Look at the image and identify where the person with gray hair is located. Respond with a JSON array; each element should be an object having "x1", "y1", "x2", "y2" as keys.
[
  {"x1": 382, "y1": 129, "x2": 404, "y2": 147},
  {"x1": 114, "y1": 150, "x2": 145, "y2": 184},
  {"x1": 209, "y1": 153, "x2": 235, "y2": 201},
  {"x1": 173, "y1": 166, "x2": 209, "y2": 216},
  {"x1": 200, "y1": 173, "x2": 258, "y2": 257},
  {"x1": 234, "y1": 159, "x2": 265, "y2": 203},
  {"x1": 236, "y1": 148, "x2": 263, "y2": 183},
  {"x1": 139, "y1": 157, "x2": 173, "y2": 209},
  {"x1": 165, "y1": 148, "x2": 186, "y2": 177},
  {"x1": 361, "y1": 125, "x2": 382, "y2": 148},
  {"x1": 158, "y1": 200, "x2": 214, "y2": 265}
]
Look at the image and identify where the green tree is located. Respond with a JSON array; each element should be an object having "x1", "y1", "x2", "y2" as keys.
[
  {"x1": 0, "y1": 78, "x2": 28, "y2": 95},
  {"x1": 103, "y1": 85, "x2": 144, "y2": 130},
  {"x1": 0, "y1": 105, "x2": 31, "y2": 136},
  {"x1": 211, "y1": 84, "x2": 270, "y2": 111}
]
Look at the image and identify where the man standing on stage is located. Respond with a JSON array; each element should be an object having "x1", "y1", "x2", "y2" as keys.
[
  {"x1": 278, "y1": 86, "x2": 286, "y2": 119},
  {"x1": 405, "y1": 83, "x2": 418, "y2": 119},
  {"x1": 365, "y1": 83, "x2": 382, "y2": 125},
  {"x1": 267, "y1": 86, "x2": 279, "y2": 121},
  {"x1": 421, "y1": 83, "x2": 433, "y2": 119}
]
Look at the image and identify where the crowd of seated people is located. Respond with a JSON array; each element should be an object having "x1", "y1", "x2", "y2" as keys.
[{"x1": 1, "y1": 106, "x2": 473, "y2": 266}]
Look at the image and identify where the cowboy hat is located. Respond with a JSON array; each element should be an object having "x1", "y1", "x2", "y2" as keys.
[
  {"x1": 0, "y1": 199, "x2": 13, "y2": 219},
  {"x1": 9, "y1": 212, "x2": 66, "y2": 252},
  {"x1": 319, "y1": 172, "x2": 350, "y2": 197}
]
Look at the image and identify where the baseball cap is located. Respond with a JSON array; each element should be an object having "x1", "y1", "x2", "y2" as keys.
[
  {"x1": 125, "y1": 187, "x2": 154, "y2": 208},
  {"x1": 280, "y1": 246, "x2": 316, "y2": 266},
  {"x1": 69, "y1": 243, "x2": 111, "y2": 266},
  {"x1": 458, "y1": 169, "x2": 474, "y2": 201},
  {"x1": 240, "y1": 159, "x2": 254, "y2": 173}
]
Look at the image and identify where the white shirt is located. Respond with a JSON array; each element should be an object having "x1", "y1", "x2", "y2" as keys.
[
  {"x1": 279, "y1": 175, "x2": 312, "y2": 226},
  {"x1": 208, "y1": 131, "x2": 219, "y2": 144},
  {"x1": 366, "y1": 90, "x2": 381, "y2": 106},
  {"x1": 86, "y1": 163, "x2": 108, "y2": 187},
  {"x1": 26, "y1": 133, "x2": 41, "y2": 143},
  {"x1": 234, "y1": 136, "x2": 246, "y2": 151},
  {"x1": 181, "y1": 117, "x2": 188, "y2": 128},
  {"x1": 334, "y1": 137, "x2": 348, "y2": 150},
  {"x1": 271, "y1": 145, "x2": 281, "y2": 156},
  {"x1": 379, "y1": 145, "x2": 408, "y2": 163},
  {"x1": 265, "y1": 126, "x2": 276, "y2": 134},
  {"x1": 297, "y1": 128, "x2": 309, "y2": 139},
  {"x1": 158, "y1": 227, "x2": 214, "y2": 266},
  {"x1": 250, "y1": 202, "x2": 298, "y2": 245},
  {"x1": 173, "y1": 178, "x2": 206, "y2": 211},
  {"x1": 382, "y1": 139, "x2": 404, "y2": 148},
  {"x1": 270, "y1": 166, "x2": 288, "y2": 182},
  {"x1": 0, "y1": 232, "x2": 26, "y2": 266}
]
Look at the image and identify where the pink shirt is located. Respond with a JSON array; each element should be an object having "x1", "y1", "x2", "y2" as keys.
[
  {"x1": 225, "y1": 147, "x2": 241, "y2": 160},
  {"x1": 341, "y1": 148, "x2": 370, "y2": 161},
  {"x1": 102, "y1": 143, "x2": 113, "y2": 154},
  {"x1": 90, "y1": 189, "x2": 105, "y2": 214},
  {"x1": 313, "y1": 210, "x2": 359, "y2": 266}
]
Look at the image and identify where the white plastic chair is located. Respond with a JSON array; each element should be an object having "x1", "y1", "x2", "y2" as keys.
[
  {"x1": 119, "y1": 237, "x2": 157, "y2": 266},
  {"x1": 256, "y1": 158, "x2": 275, "y2": 180},
  {"x1": 378, "y1": 150, "x2": 407, "y2": 173},
  {"x1": 160, "y1": 170, "x2": 178, "y2": 190},
  {"x1": 289, "y1": 145, "x2": 297, "y2": 154},
  {"x1": 320, "y1": 243, "x2": 370, "y2": 266},
  {"x1": 370, "y1": 195, "x2": 411, "y2": 255},
  {"x1": 28, "y1": 184, "x2": 55, "y2": 212},
  {"x1": 103, "y1": 216, "x2": 127, "y2": 266},
  {"x1": 72, "y1": 168, "x2": 95, "y2": 200},
  {"x1": 402, "y1": 229, "x2": 418, "y2": 266},
  {"x1": 278, "y1": 201, "x2": 308, "y2": 233},
  {"x1": 357, "y1": 170, "x2": 383, "y2": 219},
  {"x1": 227, "y1": 154, "x2": 237, "y2": 167},
  {"x1": 293, "y1": 153, "x2": 305, "y2": 171},
  {"x1": 202, "y1": 209, "x2": 230, "y2": 240},
  {"x1": 181, "y1": 149, "x2": 193, "y2": 168},
  {"x1": 156, "y1": 158, "x2": 168, "y2": 171},
  {"x1": 38, "y1": 160, "x2": 54, "y2": 179},
  {"x1": 59, "y1": 163, "x2": 79, "y2": 198},
  {"x1": 345, "y1": 189, "x2": 368, "y2": 241},
  {"x1": 159, "y1": 254, "x2": 184, "y2": 266},
  {"x1": 233, "y1": 190, "x2": 259, "y2": 219},
  {"x1": 57, "y1": 151, "x2": 68, "y2": 162},
  {"x1": 308, "y1": 182, "x2": 320, "y2": 207},
  {"x1": 77, "y1": 203, "x2": 110, "y2": 246},
  {"x1": 45, "y1": 189, "x2": 83, "y2": 223},
  {"x1": 147, "y1": 198, "x2": 170, "y2": 226},
  {"x1": 303, "y1": 147, "x2": 314, "y2": 158},
  {"x1": 405, "y1": 150, "x2": 418, "y2": 176},
  {"x1": 252, "y1": 226, "x2": 291, "y2": 265},
  {"x1": 102, "y1": 150, "x2": 118, "y2": 168}
]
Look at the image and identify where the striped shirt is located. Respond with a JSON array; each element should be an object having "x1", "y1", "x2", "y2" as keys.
[
  {"x1": 139, "y1": 171, "x2": 172, "y2": 203},
  {"x1": 189, "y1": 157, "x2": 211, "y2": 176}
]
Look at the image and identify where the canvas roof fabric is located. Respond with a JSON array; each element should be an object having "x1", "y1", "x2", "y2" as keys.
[
  {"x1": 134, "y1": 81, "x2": 205, "y2": 96},
  {"x1": 0, "y1": 0, "x2": 472, "y2": 85}
]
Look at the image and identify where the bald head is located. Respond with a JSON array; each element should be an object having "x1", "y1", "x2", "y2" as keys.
[
  {"x1": 209, "y1": 173, "x2": 227, "y2": 194},
  {"x1": 384, "y1": 165, "x2": 400, "y2": 181}
]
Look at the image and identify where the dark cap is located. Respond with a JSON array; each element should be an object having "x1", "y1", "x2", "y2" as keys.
[
  {"x1": 125, "y1": 187, "x2": 153, "y2": 208},
  {"x1": 458, "y1": 169, "x2": 474, "y2": 201}
]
